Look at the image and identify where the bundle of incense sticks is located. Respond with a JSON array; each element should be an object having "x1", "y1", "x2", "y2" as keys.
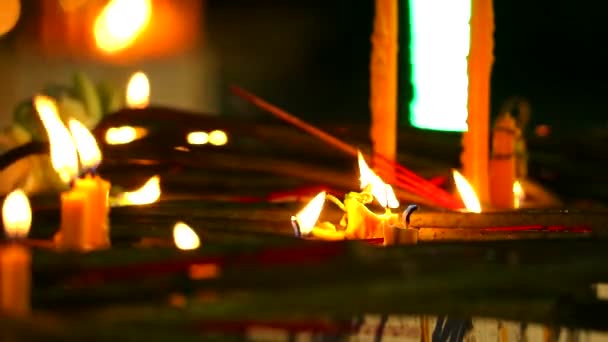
[{"x1": 230, "y1": 86, "x2": 463, "y2": 210}]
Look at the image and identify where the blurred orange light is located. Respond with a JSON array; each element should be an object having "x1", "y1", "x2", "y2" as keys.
[
  {"x1": 0, "y1": 0, "x2": 20, "y2": 37},
  {"x1": 126, "y1": 72, "x2": 150, "y2": 108},
  {"x1": 94, "y1": 0, "x2": 152, "y2": 54}
]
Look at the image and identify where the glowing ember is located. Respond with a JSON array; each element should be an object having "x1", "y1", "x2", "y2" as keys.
[
  {"x1": 513, "y1": 180, "x2": 525, "y2": 209},
  {"x1": 105, "y1": 126, "x2": 148, "y2": 145},
  {"x1": 126, "y1": 72, "x2": 150, "y2": 108},
  {"x1": 68, "y1": 119, "x2": 102, "y2": 170},
  {"x1": 34, "y1": 96, "x2": 79, "y2": 183},
  {"x1": 453, "y1": 170, "x2": 481, "y2": 213},
  {"x1": 187, "y1": 131, "x2": 209, "y2": 145},
  {"x1": 292, "y1": 191, "x2": 326, "y2": 235},
  {"x1": 94, "y1": 0, "x2": 152, "y2": 53},
  {"x1": 115, "y1": 176, "x2": 160, "y2": 206},
  {"x1": 208, "y1": 130, "x2": 228, "y2": 146},
  {"x1": 173, "y1": 222, "x2": 200, "y2": 250},
  {"x1": 2, "y1": 189, "x2": 31, "y2": 239},
  {"x1": 357, "y1": 152, "x2": 400, "y2": 208}
]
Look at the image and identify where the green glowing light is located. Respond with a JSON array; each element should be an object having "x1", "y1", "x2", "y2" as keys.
[{"x1": 409, "y1": 0, "x2": 471, "y2": 132}]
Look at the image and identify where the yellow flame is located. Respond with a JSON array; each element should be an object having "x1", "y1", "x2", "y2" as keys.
[
  {"x1": 117, "y1": 176, "x2": 161, "y2": 205},
  {"x1": 94, "y1": 0, "x2": 152, "y2": 54},
  {"x1": 187, "y1": 131, "x2": 209, "y2": 145},
  {"x1": 105, "y1": 126, "x2": 148, "y2": 145},
  {"x1": 453, "y1": 170, "x2": 481, "y2": 213},
  {"x1": 126, "y1": 72, "x2": 150, "y2": 108},
  {"x1": 513, "y1": 180, "x2": 525, "y2": 209},
  {"x1": 173, "y1": 222, "x2": 200, "y2": 250},
  {"x1": 68, "y1": 119, "x2": 102, "y2": 171},
  {"x1": 292, "y1": 191, "x2": 326, "y2": 235},
  {"x1": 34, "y1": 96, "x2": 79, "y2": 183},
  {"x1": 357, "y1": 151, "x2": 399, "y2": 208},
  {"x1": 208, "y1": 130, "x2": 228, "y2": 146},
  {"x1": 2, "y1": 189, "x2": 31, "y2": 239}
]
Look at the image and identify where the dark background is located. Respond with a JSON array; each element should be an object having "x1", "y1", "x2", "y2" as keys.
[{"x1": 207, "y1": 0, "x2": 608, "y2": 131}]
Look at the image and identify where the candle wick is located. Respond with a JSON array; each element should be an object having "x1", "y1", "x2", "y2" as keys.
[
  {"x1": 290, "y1": 216, "x2": 302, "y2": 238},
  {"x1": 402, "y1": 204, "x2": 419, "y2": 229}
]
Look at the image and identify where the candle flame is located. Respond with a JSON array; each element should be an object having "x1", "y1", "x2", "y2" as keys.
[
  {"x1": 105, "y1": 126, "x2": 148, "y2": 145},
  {"x1": 126, "y1": 71, "x2": 150, "y2": 108},
  {"x1": 357, "y1": 151, "x2": 399, "y2": 208},
  {"x1": 513, "y1": 180, "x2": 525, "y2": 208},
  {"x1": 292, "y1": 191, "x2": 326, "y2": 235},
  {"x1": 68, "y1": 119, "x2": 102, "y2": 171},
  {"x1": 208, "y1": 130, "x2": 228, "y2": 146},
  {"x1": 187, "y1": 131, "x2": 209, "y2": 145},
  {"x1": 116, "y1": 176, "x2": 161, "y2": 206},
  {"x1": 34, "y1": 95, "x2": 79, "y2": 183},
  {"x1": 2, "y1": 189, "x2": 31, "y2": 239},
  {"x1": 453, "y1": 170, "x2": 481, "y2": 213},
  {"x1": 173, "y1": 222, "x2": 200, "y2": 250},
  {"x1": 94, "y1": 0, "x2": 152, "y2": 54}
]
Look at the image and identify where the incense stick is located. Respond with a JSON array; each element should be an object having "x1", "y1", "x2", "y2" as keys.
[{"x1": 230, "y1": 86, "x2": 462, "y2": 209}]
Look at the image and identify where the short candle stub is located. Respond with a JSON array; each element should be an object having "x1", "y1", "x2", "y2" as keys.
[{"x1": 290, "y1": 216, "x2": 302, "y2": 238}]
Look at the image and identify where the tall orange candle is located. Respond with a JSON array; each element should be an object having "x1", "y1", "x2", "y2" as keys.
[
  {"x1": 0, "y1": 189, "x2": 32, "y2": 317},
  {"x1": 461, "y1": 0, "x2": 494, "y2": 204},
  {"x1": 34, "y1": 96, "x2": 111, "y2": 251},
  {"x1": 370, "y1": 0, "x2": 398, "y2": 172}
]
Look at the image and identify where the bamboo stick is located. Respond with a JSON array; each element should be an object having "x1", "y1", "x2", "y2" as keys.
[{"x1": 409, "y1": 209, "x2": 608, "y2": 234}]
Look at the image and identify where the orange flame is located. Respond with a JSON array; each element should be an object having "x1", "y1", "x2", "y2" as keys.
[
  {"x1": 105, "y1": 126, "x2": 148, "y2": 145},
  {"x1": 115, "y1": 176, "x2": 161, "y2": 206},
  {"x1": 94, "y1": 0, "x2": 152, "y2": 54},
  {"x1": 126, "y1": 71, "x2": 150, "y2": 108},
  {"x1": 173, "y1": 222, "x2": 200, "y2": 250},
  {"x1": 513, "y1": 180, "x2": 525, "y2": 209},
  {"x1": 34, "y1": 96, "x2": 79, "y2": 183},
  {"x1": 453, "y1": 170, "x2": 481, "y2": 213},
  {"x1": 357, "y1": 151, "x2": 399, "y2": 208},
  {"x1": 292, "y1": 191, "x2": 326, "y2": 235},
  {"x1": 68, "y1": 119, "x2": 102, "y2": 171},
  {"x1": 2, "y1": 189, "x2": 31, "y2": 239}
]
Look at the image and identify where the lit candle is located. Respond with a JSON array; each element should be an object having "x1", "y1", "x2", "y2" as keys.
[
  {"x1": 34, "y1": 96, "x2": 110, "y2": 251},
  {"x1": 291, "y1": 191, "x2": 345, "y2": 241},
  {"x1": 0, "y1": 189, "x2": 32, "y2": 317}
]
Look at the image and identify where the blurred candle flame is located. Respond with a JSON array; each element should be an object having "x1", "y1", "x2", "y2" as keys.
[
  {"x1": 292, "y1": 191, "x2": 326, "y2": 235},
  {"x1": 208, "y1": 130, "x2": 228, "y2": 146},
  {"x1": 2, "y1": 189, "x2": 31, "y2": 239},
  {"x1": 68, "y1": 119, "x2": 102, "y2": 171},
  {"x1": 126, "y1": 71, "x2": 150, "y2": 108},
  {"x1": 173, "y1": 222, "x2": 200, "y2": 250},
  {"x1": 115, "y1": 176, "x2": 160, "y2": 206},
  {"x1": 94, "y1": 0, "x2": 152, "y2": 53},
  {"x1": 34, "y1": 96, "x2": 79, "y2": 184},
  {"x1": 513, "y1": 180, "x2": 525, "y2": 209},
  {"x1": 357, "y1": 151, "x2": 399, "y2": 208},
  {"x1": 187, "y1": 131, "x2": 209, "y2": 145},
  {"x1": 453, "y1": 170, "x2": 482, "y2": 213},
  {"x1": 105, "y1": 126, "x2": 148, "y2": 145}
]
